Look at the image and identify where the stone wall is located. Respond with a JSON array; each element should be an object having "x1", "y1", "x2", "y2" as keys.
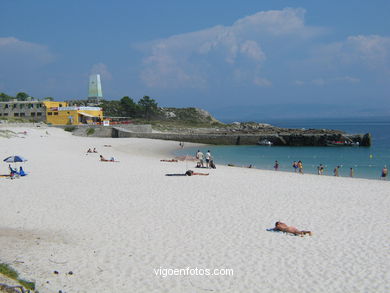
[{"x1": 114, "y1": 130, "x2": 371, "y2": 146}]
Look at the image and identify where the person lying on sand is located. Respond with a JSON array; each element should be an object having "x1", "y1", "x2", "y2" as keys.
[
  {"x1": 100, "y1": 155, "x2": 119, "y2": 162},
  {"x1": 165, "y1": 170, "x2": 209, "y2": 176},
  {"x1": 273, "y1": 221, "x2": 312, "y2": 236},
  {"x1": 185, "y1": 170, "x2": 209, "y2": 176},
  {"x1": 160, "y1": 159, "x2": 178, "y2": 162}
]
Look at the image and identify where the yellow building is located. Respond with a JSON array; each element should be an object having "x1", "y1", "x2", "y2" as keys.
[{"x1": 45, "y1": 103, "x2": 103, "y2": 125}]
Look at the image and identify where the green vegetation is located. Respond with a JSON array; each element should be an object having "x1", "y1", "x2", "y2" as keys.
[
  {"x1": 86, "y1": 128, "x2": 95, "y2": 136},
  {"x1": 99, "y1": 96, "x2": 159, "y2": 120},
  {"x1": 64, "y1": 126, "x2": 76, "y2": 132},
  {"x1": 0, "y1": 263, "x2": 35, "y2": 291},
  {"x1": 0, "y1": 92, "x2": 36, "y2": 102}
]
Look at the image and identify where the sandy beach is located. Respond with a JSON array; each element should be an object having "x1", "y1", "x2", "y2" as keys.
[{"x1": 0, "y1": 124, "x2": 389, "y2": 293}]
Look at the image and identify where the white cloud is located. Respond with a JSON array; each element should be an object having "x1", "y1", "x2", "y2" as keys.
[
  {"x1": 136, "y1": 8, "x2": 321, "y2": 89},
  {"x1": 293, "y1": 76, "x2": 360, "y2": 86},
  {"x1": 293, "y1": 80, "x2": 305, "y2": 86},
  {"x1": 0, "y1": 37, "x2": 54, "y2": 66},
  {"x1": 240, "y1": 40, "x2": 266, "y2": 62},
  {"x1": 316, "y1": 35, "x2": 390, "y2": 71},
  {"x1": 90, "y1": 63, "x2": 113, "y2": 81},
  {"x1": 253, "y1": 77, "x2": 272, "y2": 87}
]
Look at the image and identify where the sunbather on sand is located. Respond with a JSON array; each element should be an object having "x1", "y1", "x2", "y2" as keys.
[
  {"x1": 273, "y1": 221, "x2": 312, "y2": 236},
  {"x1": 185, "y1": 170, "x2": 209, "y2": 176},
  {"x1": 160, "y1": 159, "x2": 178, "y2": 162},
  {"x1": 100, "y1": 155, "x2": 118, "y2": 162}
]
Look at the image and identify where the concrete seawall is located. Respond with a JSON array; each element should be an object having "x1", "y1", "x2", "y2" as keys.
[
  {"x1": 54, "y1": 125, "x2": 371, "y2": 146},
  {"x1": 114, "y1": 129, "x2": 371, "y2": 146}
]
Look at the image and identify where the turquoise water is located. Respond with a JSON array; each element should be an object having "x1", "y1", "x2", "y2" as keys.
[{"x1": 175, "y1": 118, "x2": 390, "y2": 180}]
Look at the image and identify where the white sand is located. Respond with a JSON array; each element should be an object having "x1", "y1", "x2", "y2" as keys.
[{"x1": 0, "y1": 125, "x2": 389, "y2": 293}]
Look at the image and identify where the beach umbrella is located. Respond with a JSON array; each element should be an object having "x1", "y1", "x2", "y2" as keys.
[
  {"x1": 3, "y1": 155, "x2": 28, "y2": 163},
  {"x1": 3, "y1": 155, "x2": 28, "y2": 173}
]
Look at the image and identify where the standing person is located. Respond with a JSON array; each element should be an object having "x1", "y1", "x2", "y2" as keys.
[
  {"x1": 381, "y1": 165, "x2": 388, "y2": 180},
  {"x1": 196, "y1": 150, "x2": 204, "y2": 167},
  {"x1": 274, "y1": 160, "x2": 279, "y2": 171},
  {"x1": 298, "y1": 160, "x2": 304, "y2": 174},
  {"x1": 350, "y1": 167, "x2": 354, "y2": 177},
  {"x1": 318, "y1": 164, "x2": 324, "y2": 175},
  {"x1": 205, "y1": 150, "x2": 211, "y2": 168},
  {"x1": 292, "y1": 161, "x2": 298, "y2": 172},
  {"x1": 334, "y1": 166, "x2": 340, "y2": 177}
]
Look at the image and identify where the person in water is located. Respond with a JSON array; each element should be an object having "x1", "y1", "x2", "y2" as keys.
[{"x1": 273, "y1": 221, "x2": 312, "y2": 236}]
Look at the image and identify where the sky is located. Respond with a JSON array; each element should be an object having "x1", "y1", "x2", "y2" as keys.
[{"x1": 1, "y1": 0, "x2": 389, "y2": 121}]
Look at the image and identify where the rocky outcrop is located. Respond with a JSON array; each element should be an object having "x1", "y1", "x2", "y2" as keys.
[{"x1": 159, "y1": 107, "x2": 221, "y2": 124}]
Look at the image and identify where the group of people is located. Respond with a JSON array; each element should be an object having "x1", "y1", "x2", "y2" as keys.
[
  {"x1": 196, "y1": 150, "x2": 216, "y2": 169},
  {"x1": 9, "y1": 164, "x2": 27, "y2": 178},
  {"x1": 275, "y1": 160, "x2": 389, "y2": 179},
  {"x1": 87, "y1": 148, "x2": 98, "y2": 153},
  {"x1": 291, "y1": 161, "x2": 304, "y2": 174}
]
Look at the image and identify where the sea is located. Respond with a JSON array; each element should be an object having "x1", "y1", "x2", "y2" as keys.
[{"x1": 174, "y1": 118, "x2": 390, "y2": 180}]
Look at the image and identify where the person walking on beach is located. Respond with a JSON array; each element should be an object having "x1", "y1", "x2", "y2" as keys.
[
  {"x1": 292, "y1": 161, "x2": 298, "y2": 172},
  {"x1": 381, "y1": 165, "x2": 388, "y2": 180},
  {"x1": 317, "y1": 164, "x2": 324, "y2": 175},
  {"x1": 196, "y1": 150, "x2": 204, "y2": 167},
  {"x1": 350, "y1": 167, "x2": 354, "y2": 177},
  {"x1": 298, "y1": 160, "x2": 304, "y2": 174},
  {"x1": 274, "y1": 160, "x2": 279, "y2": 171},
  {"x1": 334, "y1": 166, "x2": 340, "y2": 177},
  {"x1": 205, "y1": 150, "x2": 211, "y2": 168}
]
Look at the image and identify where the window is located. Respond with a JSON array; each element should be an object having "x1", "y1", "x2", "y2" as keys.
[
  {"x1": 28, "y1": 104, "x2": 33, "y2": 109},
  {"x1": 4, "y1": 104, "x2": 9, "y2": 109},
  {"x1": 14, "y1": 113, "x2": 19, "y2": 117},
  {"x1": 48, "y1": 112, "x2": 52, "y2": 115},
  {"x1": 3, "y1": 113, "x2": 8, "y2": 116},
  {"x1": 19, "y1": 104, "x2": 24, "y2": 109},
  {"x1": 12, "y1": 104, "x2": 17, "y2": 109},
  {"x1": 59, "y1": 104, "x2": 63, "y2": 107},
  {"x1": 54, "y1": 112, "x2": 58, "y2": 115},
  {"x1": 37, "y1": 112, "x2": 42, "y2": 116},
  {"x1": 0, "y1": 113, "x2": 2, "y2": 116},
  {"x1": 31, "y1": 112, "x2": 36, "y2": 117}
]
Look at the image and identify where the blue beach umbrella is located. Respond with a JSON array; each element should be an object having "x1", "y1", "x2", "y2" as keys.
[{"x1": 3, "y1": 155, "x2": 28, "y2": 163}]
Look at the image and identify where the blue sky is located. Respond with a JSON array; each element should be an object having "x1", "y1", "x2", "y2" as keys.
[{"x1": 1, "y1": 0, "x2": 389, "y2": 120}]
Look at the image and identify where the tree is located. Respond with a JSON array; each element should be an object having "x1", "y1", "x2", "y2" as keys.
[
  {"x1": 16, "y1": 92, "x2": 29, "y2": 101},
  {"x1": 0, "y1": 92, "x2": 13, "y2": 102},
  {"x1": 138, "y1": 96, "x2": 158, "y2": 120},
  {"x1": 99, "y1": 100, "x2": 122, "y2": 117},
  {"x1": 43, "y1": 97, "x2": 54, "y2": 101},
  {"x1": 120, "y1": 96, "x2": 139, "y2": 117}
]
